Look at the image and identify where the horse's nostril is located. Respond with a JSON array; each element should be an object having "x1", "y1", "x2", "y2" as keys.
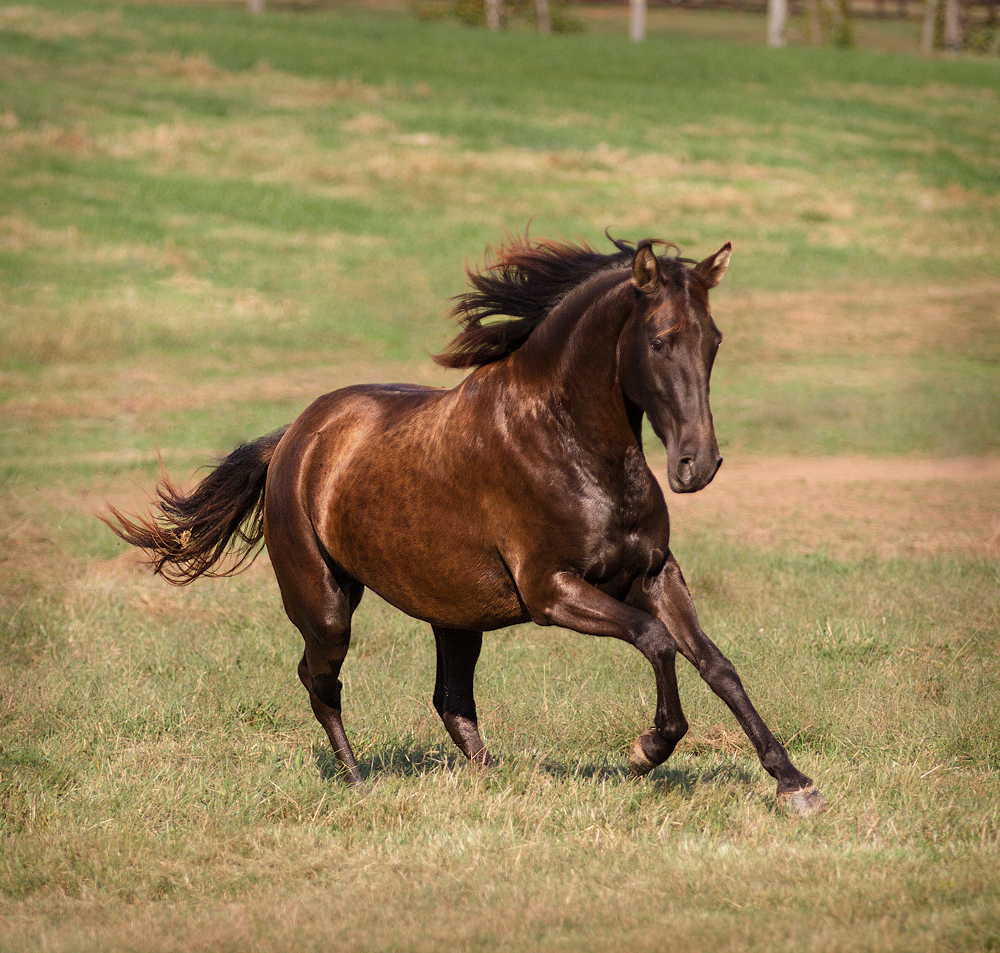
[{"x1": 677, "y1": 456, "x2": 695, "y2": 485}]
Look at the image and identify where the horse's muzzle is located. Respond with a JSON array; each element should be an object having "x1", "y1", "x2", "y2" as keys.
[{"x1": 669, "y1": 454, "x2": 723, "y2": 493}]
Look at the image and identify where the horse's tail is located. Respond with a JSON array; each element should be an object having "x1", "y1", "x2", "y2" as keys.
[{"x1": 101, "y1": 426, "x2": 290, "y2": 586}]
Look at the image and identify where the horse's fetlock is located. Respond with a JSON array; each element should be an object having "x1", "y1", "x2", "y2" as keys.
[
  {"x1": 667, "y1": 714, "x2": 689, "y2": 743},
  {"x1": 654, "y1": 708, "x2": 688, "y2": 744},
  {"x1": 631, "y1": 725, "x2": 678, "y2": 775}
]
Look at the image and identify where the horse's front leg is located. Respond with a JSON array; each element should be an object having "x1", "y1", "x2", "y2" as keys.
[
  {"x1": 634, "y1": 553, "x2": 828, "y2": 816},
  {"x1": 523, "y1": 571, "x2": 690, "y2": 773}
]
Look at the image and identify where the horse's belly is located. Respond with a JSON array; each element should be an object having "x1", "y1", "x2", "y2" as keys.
[
  {"x1": 336, "y1": 522, "x2": 526, "y2": 630},
  {"x1": 319, "y1": 461, "x2": 526, "y2": 630},
  {"x1": 369, "y1": 573, "x2": 527, "y2": 632}
]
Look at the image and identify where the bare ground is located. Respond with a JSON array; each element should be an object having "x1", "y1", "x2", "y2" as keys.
[{"x1": 656, "y1": 455, "x2": 1000, "y2": 560}]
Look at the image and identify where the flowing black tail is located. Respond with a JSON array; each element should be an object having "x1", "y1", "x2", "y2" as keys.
[{"x1": 101, "y1": 426, "x2": 289, "y2": 585}]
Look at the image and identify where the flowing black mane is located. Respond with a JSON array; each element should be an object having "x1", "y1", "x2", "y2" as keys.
[{"x1": 435, "y1": 234, "x2": 691, "y2": 370}]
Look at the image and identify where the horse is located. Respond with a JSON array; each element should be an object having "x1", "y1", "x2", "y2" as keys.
[{"x1": 103, "y1": 234, "x2": 827, "y2": 816}]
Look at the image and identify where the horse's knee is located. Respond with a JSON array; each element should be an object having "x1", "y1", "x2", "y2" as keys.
[{"x1": 633, "y1": 616, "x2": 677, "y2": 658}]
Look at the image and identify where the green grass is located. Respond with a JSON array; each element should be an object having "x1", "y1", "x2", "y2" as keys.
[
  {"x1": 1, "y1": 552, "x2": 998, "y2": 949},
  {"x1": 2, "y1": 0, "x2": 999, "y2": 456},
  {"x1": 1, "y1": 2, "x2": 999, "y2": 950}
]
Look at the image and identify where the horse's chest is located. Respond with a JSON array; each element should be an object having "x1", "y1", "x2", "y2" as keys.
[
  {"x1": 578, "y1": 485, "x2": 668, "y2": 591},
  {"x1": 584, "y1": 523, "x2": 660, "y2": 590}
]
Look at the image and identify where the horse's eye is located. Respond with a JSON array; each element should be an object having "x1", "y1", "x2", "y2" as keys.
[{"x1": 650, "y1": 338, "x2": 664, "y2": 353}]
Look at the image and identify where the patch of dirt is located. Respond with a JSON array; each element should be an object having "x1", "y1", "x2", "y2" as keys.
[{"x1": 657, "y1": 456, "x2": 1000, "y2": 559}]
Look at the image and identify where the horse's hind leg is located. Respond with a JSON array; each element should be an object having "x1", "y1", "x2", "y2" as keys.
[
  {"x1": 268, "y1": 526, "x2": 365, "y2": 784},
  {"x1": 432, "y1": 626, "x2": 494, "y2": 767},
  {"x1": 297, "y1": 613, "x2": 363, "y2": 786}
]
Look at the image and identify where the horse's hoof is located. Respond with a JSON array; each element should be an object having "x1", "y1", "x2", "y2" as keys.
[
  {"x1": 628, "y1": 729, "x2": 659, "y2": 777},
  {"x1": 778, "y1": 784, "x2": 829, "y2": 817},
  {"x1": 471, "y1": 748, "x2": 495, "y2": 769}
]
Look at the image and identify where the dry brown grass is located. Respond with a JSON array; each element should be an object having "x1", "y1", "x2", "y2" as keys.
[
  {"x1": 2, "y1": 838, "x2": 997, "y2": 953},
  {"x1": 719, "y1": 279, "x2": 1000, "y2": 360},
  {"x1": 661, "y1": 455, "x2": 1000, "y2": 559},
  {"x1": 0, "y1": 4, "x2": 137, "y2": 42}
]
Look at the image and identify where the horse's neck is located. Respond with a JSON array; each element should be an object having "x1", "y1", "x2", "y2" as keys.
[
  {"x1": 519, "y1": 269, "x2": 628, "y2": 374},
  {"x1": 513, "y1": 273, "x2": 639, "y2": 456}
]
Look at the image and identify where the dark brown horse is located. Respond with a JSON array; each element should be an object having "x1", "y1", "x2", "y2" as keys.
[{"x1": 104, "y1": 234, "x2": 827, "y2": 816}]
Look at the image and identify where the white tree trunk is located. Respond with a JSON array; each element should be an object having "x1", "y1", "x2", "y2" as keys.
[
  {"x1": 247, "y1": 0, "x2": 264, "y2": 13},
  {"x1": 767, "y1": 0, "x2": 788, "y2": 46},
  {"x1": 630, "y1": 0, "x2": 646, "y2": 42},
  {"x1": 536, "y1": 0, "x2": 551, "y2": 34},
  {"x1": 485, "y1": 0, "x2": 501, "y2": 30},
  {"x1": 921, "y1": 0, "x2": 939, "y2": 50},
  {"x1": 944, "y1": 0, "x2": 963, "y2": 49}
]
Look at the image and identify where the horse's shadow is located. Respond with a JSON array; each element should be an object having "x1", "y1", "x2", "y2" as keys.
[
  {"x1": 312, "y1": 743, "x2": 760, "y2": 798},
  {"x1": 536, "y1": 757, "x2": 759, "y2": 794},
  {"x1": 313, "y1": 741, "x2": 466, "y2": 782}
]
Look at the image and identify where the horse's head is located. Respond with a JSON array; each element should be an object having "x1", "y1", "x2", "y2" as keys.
[{"x1": 619, "y1": 240, "x2": 731, "y2": 494}]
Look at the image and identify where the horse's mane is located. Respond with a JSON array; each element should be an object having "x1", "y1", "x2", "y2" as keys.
[{"x1": 434, "y1": 234, "x2": 690, "y2": 370}]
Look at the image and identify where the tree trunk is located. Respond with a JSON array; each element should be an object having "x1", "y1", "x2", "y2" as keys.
[
  {"x1": 767, "y1": 0, "x2": 788, "y2": 46},
  {"x1": 485, "y1": 0, "x2": 501, "y2": 30},
  {"x1": 536, "y1": 0, "x2": 551, "y2": 34},
  {"x1": 831, "y1": 0, "x2": 853, "y2": 45},
  {"x1": 630, "y1": 0, "x2": 646, "y2": 41},
  {"x1": 921, "y1": 0, "x2": 940, "y2": 49},
  {"x1": 247, "y1": 0, "x2": 264, "y2": 12},
  {"x1": 944, "y1": 0, "x2": 963, "y2": 49}
]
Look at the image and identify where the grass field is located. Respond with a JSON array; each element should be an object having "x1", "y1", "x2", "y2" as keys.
[{"x1": 1, "y1": 2, "x2": 999, "y2": 950}]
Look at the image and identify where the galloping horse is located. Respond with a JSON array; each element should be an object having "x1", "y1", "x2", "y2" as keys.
[{"x1": 104, "y1": 234, "x2": 827, "y2": 816}]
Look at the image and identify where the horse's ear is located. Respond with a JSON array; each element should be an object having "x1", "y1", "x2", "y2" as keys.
[
  {"x1": 632, "y1": 242, "x2": 660, "y2": 294},
  {"x1": 693, "y1": 242, "x2": 732, "y2": 289}
]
